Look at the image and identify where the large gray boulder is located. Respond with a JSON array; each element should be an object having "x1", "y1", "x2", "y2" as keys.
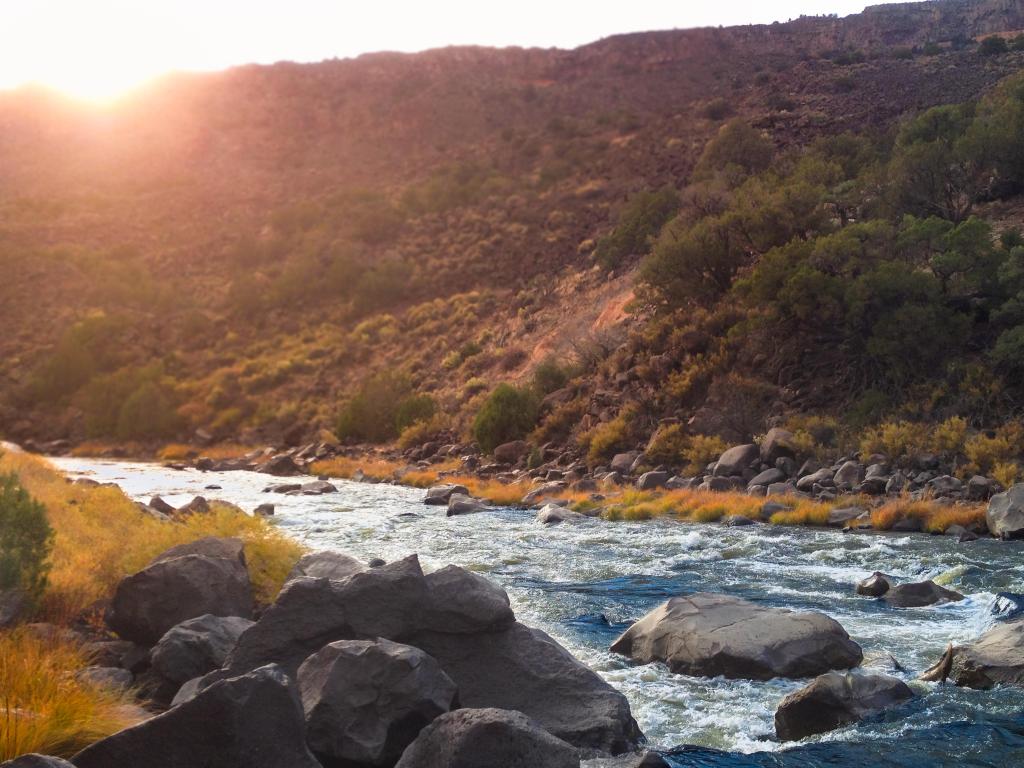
[
  {"x1": 421, "y1": 565, "x2": 515, "y2": 634},
  {"x1": 636, "y1": 471, "x2": 669, "y2": 491},
  {"x1": 760, "y1": 428, "x2": 797, "y2": 465},
  {"x1": 286, "y1": 551, "x2": 366, "y2": 583},
  {"x1": 883, "y1": 580, "x2": 963, "y2": 608},
  {"x1": 425, "y1": 484, "x2": 470, "y2": 505},
  {"x1": 536, "y1": 504, "x2": 587, "y2": 525},
  {"x1": 987, "y1": 484, "x2": 1024, "y2": 539},
  {"x1": 150, "y1": 536, "x2": 246, "y2": 568},
  {"x1": 72, "y1": 665, "x2": 321, "y2": 768},
  {"x1": 298, "y1": 639, "x2": 457, "y2": 767},
  {"x1": 610, "y1": 593, "x2": 862, "y2": 680},
  {"x1": 411, "y1": 622, "x2": 641, "y2": 754},
  {"x1": 610, "y1": 453, "x2": 640, "y2": 475},
  {"x1": 394, "y1": 708, "x2": 580, "y2": 768},
  {"x1": 151, "y1": 614, "x2": 254, "y2": 685},
  {"x1": 774, "y1": 671, "x2": 915, "y2": 740},
  {"x1": 0, "y1": 757, "x2": 75, "y2": 768},
  {"x1": 224, "y1": 556, "x2": 428, "y2": 675},
  {"x1": 493, "y1": 441, "x2": 530, "y2": 464},
  {"x1": 921, "y1": 619, "x2": 1024, "y2": 689},
  {"x1": 713, "y1": 444, "x2": 758, "y2": 477},
  {"x1": 107, "y1": 550, "x2": 253, "y2": 645}
]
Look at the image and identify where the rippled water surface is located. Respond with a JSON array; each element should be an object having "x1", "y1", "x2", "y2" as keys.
[{"x1": 52, "y1": 458, "x2": 1024, "y2": 767}]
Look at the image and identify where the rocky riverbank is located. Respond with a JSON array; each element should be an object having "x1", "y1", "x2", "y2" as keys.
[{"x1": 73, "y1": 423, "x2": 1024, "y2": 542}]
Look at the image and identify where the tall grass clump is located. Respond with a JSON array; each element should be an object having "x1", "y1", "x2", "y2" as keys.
[
  {"x1": 0, "y1": 452, "x2": 302, "y2": 620},
  {"x1": 0, "y1": 630, "x2": 142, "y2": 760}
]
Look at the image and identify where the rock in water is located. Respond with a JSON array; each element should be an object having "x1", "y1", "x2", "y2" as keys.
[
  {"x1": 774, "y1": 670, "x2": 915, "y2": 740},
  {"x1": 447, "y1": 493, "x2": 486, "y2": 516},
  {"x1": 425, "y1": 484, "x2": 470, "y2": 505},
  {"x1": 883, "y1": 580, "x2": 964, "y2": 608},
  {"x1": 610, "y1": 593, "x2": 862, "y2": 680},
  {"x1": 923, "y1": 619, "x2": 1024, "y2": 689},
  {"x1": 106, "y1": 550, "x2": 253, "y2": 645},
  {"x1": 72, "y1": 665, "x2": 321, "y2": 768},
  {"x1": 855, "y1": 572, "x2": 892, "y2": 597},
  {"x1": 987, "y1": 484, "x2": 1024, "y2": 539},
  {"x1": 151, "y1": 614, "x2": 255, "y2": 685},
  {"x1": 411, "y1": 622, "x2": 642, "y2": 754},
  {"x1": 298, "y1": 638, "x2": 457, "y2": 766},
  {"x1": 394, "y1": 708, "x2": 580, "y2": 768}
]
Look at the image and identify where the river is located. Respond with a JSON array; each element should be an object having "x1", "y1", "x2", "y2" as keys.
[{"x1": 51, "y1": 457, "x2": 1024, "y2": 767}]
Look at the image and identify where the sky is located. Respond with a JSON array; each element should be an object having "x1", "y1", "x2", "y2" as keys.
[{"x1": 0, "y1": 0, "x2": 915, "y2": 101}]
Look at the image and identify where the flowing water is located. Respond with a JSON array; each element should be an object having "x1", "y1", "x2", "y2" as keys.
[{"x1": 52, "y1": 458, "x2": 1024, "y2": 767}]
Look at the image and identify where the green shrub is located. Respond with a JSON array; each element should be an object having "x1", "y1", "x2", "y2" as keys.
[
  {"x1": 532, "y1": 357, "x2": 575, "y2": 395},
  {"x1": 594, "y1": 187, "x2": 680, "y2": 271},
  {"x1": 472, "y1": 384, "x2": 540, "y2": 453},
  {"x1": 337, "y1": 371, "x2": 435, "y2": 444},
  {"x1": 694, "y1": 120, "x2": 773, "y2": 181},
  {"x1": 980, "y1": 36, "x2": 1009, "y2": 56},
  {"x1": 0, "y1": 471, "x2": 53, "y2": 603}
]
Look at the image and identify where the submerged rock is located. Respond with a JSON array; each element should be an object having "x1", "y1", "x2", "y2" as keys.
[
  {"x1": 883, "y1": 580, "x2": 963, "y2": 608},
  {"x1": 394, "y1": 708, "x2": 580, "y2": 768},
  {"x1": 856, "y1": 572, "x2": 892, "y2": 597},
  {"x1": 447, "y1": 493, "x2": 487, "y2": 516},
  {"x1": 425, "y1": 484, "x2": 470, "y2": 505},
  {"x1": 610, "y1": 593, "x2": 862, "y2": 680},
  {"x1": 921, "y1": 620, "x2": 1024, "y2": 689},
  {"x1": 774, "y1": 670, "x2": 915, "y2": 740}
]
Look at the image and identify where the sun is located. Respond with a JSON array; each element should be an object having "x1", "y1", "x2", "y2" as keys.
[{"x1": 33, "y1": 63, "x2": 158, "y2": 105}]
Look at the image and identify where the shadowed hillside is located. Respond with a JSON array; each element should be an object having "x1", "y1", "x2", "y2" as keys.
[{"x1": 3, "y1": 0, "x2": 1024, "y2": 467}]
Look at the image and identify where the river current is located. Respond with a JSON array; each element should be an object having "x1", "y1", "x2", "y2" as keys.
[{"x1": 51, "y1": 458, "x2": 1024, "y2": 767}]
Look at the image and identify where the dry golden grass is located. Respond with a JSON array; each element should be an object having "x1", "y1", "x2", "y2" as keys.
[
  {"x1": 398, "y1": 459, "x2": 463, "y2": 488},
  {"x1": 0, "y1": 452, "x2": 303, "y2": 621},
  {"x1": 871, "y1": 497, "x2": 986, "y2": 534},
  {"x1": 444, "y1": 475, "x2": 531, "y2": 506},
  {"x1": 0, "y1": 630, "x2": 143, "y2": 760},
  {"x1": 309, "y1": 456, "x2": 404, "y2": 482},
  {"x1": 158, "y1": 443, "x2": 257, "y2": 461}
]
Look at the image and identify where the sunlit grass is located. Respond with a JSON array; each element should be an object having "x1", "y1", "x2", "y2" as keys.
[
  {"x1": 309, "y1": 456, "x2": 404, "y2": 482},
  {"x1": 399, "y1": 459, "x2": 462, "y2": 488},
  {"x1": 871, "y1": 496, "x2": 986, "y2": 534},
  {"x1": 443, "y1": 475, "x2": 531, "y2": 506},
  {"x1": 0, "y1": 630, "x2": 142, "y2": 760},
  {"x1": 158, "y1": 443, "x2": 257, "y2": 461},
  {"x1": 0, "y1": 452, "x2": 303, "y2": 621}
]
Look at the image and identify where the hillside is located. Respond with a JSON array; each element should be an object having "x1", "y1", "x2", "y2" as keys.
[{"x1": 3, "y1": 0, "x2": 1024, "y2": 471}]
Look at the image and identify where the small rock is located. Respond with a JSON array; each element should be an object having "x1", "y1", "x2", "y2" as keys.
[
  {"x1": 855, "y1": 572, "x2": 891, "y2": 597},
  {"x1": 884, "y1": 580, "x2": 964, "y2": 608},
  {"x1": 447, "y1": 493, "x2": 487, "y2": 516},
  {"x1": 425, "y1": 484, "x2": 471, "y2": 505}
]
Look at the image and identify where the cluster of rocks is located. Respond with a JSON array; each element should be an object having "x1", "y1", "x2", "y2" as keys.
[
  {"x1": 608, "y1": 592, "x2": 917, "y2": 742},
  {"x1": 11, "y1": 537, "x2": 666, "y2": 768}
]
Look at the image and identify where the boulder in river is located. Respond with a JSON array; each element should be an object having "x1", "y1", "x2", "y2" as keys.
[
  {"x1": 425, "y1": 484, "x2": 470, "y2": 505},
  {"x1": 774, "y1": 670, "x2": 915, "y2": 741},
  {"x1": 883, "y1": 580, "x2": 963, "y2": 608},
  {"x1": 107, "y1": 542, "x2": 254, "y2": 645},
  {"x1": 72, "y1": 665, "x2": 321, "y2": 768},
  {"x1": 921, "y1": 619, "x2": 1024, "y2": 688},
  {"x1": 447, "y1": 493, "x2": 486, "y2": 516},
  {"x1": 394, "y1": 708, "x2": 580, "y2": 768},
  {"x1": 298, "y1": 638, "x2": 457, "y2": 767},
  {"x1": 856, "y1": 572, "x2": 892, "y2": 597},
  {"x1": 421, "y1": 565, "x2": 515, "y2": 634},
  {"x1": 610, "y1": 593, "x2": 863, "y2": 680},
  {"x1": 536, "y1": 504, "x2": 587, "y2": 525},
  {"x1": 987, "y1": 484, "x2": 1024, "y2": 539}
]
